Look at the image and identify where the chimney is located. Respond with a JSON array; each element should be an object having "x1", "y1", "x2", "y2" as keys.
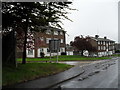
[
  {"x1": 95, "y1": 35, "x2": 99, "y2": 39},
  {"x1": 104, "y1": 36, "x2": 107, "y2": 39}
]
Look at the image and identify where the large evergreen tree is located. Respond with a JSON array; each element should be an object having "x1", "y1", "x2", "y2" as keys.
[{"x1": 2, "y1": 2, "x2": 73, "y2": 64}]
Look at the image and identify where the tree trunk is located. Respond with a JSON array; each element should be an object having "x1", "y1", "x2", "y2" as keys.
[
  {"x1": 22, "y1": 17, "x2": 28, "y2": 64},
  {"x1": 35, "y1": 47, "x2": 38, "y2": 58}
]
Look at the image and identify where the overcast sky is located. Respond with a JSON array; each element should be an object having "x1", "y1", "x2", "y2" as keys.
[{"x1": 61, "y1": 0, "x2": 119, "y2": 44}]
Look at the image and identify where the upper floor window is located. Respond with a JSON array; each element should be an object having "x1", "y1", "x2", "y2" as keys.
[
  {"x1": 60, "y1": 31, "x2": 63, "y2": 35},
  {"x1": 54, "y1": 31, "x2": 58, "y2": 35},
  {"x1": 46, "y1": 30, "x2": 51, "y2": 34},
  {"x1": 113, "y1": 46, "x2": 114, "y2": 49},
  {"x1": 46, "y1": 38, "x2": 51, "y2": 44},
  {"x1": 98, "y1": 41, "x2": 100, "y2": 45},
  {"x1": 103, "y1": 42, "x2": 105, "y2": 45},
  {"x1": 103, "y1": 46, "x2": 105, "y2": 50},
  {"x1": 54, "y1": 38, "x2": 58, "y2": 40},
  {"x1": 98, "y1": 46, "x2": 100, "y2": 50},
  {"x1": 40, "y1": 37, "x2": 44, "y2": 41},
  {"x1": 61, "y1": 39, "x2": 64, "y2": 43},
  {"x1": 109, "y1": 42, "x2": 111, "y2": 45}
]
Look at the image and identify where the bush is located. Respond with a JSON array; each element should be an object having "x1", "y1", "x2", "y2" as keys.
[
  {"x1": 61, "y1": 52, "x2": 66, "y2": 55},
  {"x1": 115, "y1": 50, "x2": 120, "y2": 53},
  {"x1": 40, "y1": 52, "x2": 45, "y2": 58}
]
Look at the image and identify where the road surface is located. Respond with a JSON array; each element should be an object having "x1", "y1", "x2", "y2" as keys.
[{"x1": 51, "y1": 57, "x2": 119, "y2": 89}]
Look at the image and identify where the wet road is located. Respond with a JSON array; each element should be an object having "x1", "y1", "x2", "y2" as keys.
[{"x1": 52, "y1": 58, "x2": 119, "y2": 89}]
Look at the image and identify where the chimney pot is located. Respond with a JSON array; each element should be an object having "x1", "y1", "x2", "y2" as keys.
[
  {"x1": 95, "y1": 35, "x2": 99, "y2": 38},
  {"x1": 104, "y1": 36, "x2": 107, "y2": 39}
]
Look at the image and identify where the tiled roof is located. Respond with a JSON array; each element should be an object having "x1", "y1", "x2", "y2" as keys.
[
  {"x1": 91, "y1": 37, "x2": 115, "y2": 42},
  {"x1": 37, "y1": 26, "x2": 65, "y2": 32}
]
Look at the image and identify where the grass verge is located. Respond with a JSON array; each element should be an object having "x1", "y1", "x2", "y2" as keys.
[
  {"x1": 2, "y1": 63, "x2": 73, "y2": 86},
  {"x1": 17, "y1": 55, "x2": 111, "y2": 62},
  {"x1": 112, "y1": 54, "x2": 120, "y2": 57}
]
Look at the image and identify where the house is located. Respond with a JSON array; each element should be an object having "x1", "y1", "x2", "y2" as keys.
[
  {"x1": 26, "y1": 26, "x2": 66, "y2": 58},
  {"x1": 71, "y1": 35, "x2": 115, "y2": 57},
  {"x1": 115, "y1": 43, "x2": 120, "y2": 53},
  {"x1": 90, "y1": 35, "x2": 115, "y2": 57},
  {"x1": 66, "y1": 44, "x2": 74, "y2": 55}
]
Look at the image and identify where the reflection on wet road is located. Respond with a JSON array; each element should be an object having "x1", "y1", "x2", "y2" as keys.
[
  {"x1": 59, "y1": 61, "x2": 93, "y2": 66},
  {"x1": 53, "y1": 58, "x2": 119, "y2": 89}
]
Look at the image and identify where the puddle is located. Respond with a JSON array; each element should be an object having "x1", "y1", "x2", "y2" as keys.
[{"x1": 59, "y1": 61, "x2": 93, "y2": 65}]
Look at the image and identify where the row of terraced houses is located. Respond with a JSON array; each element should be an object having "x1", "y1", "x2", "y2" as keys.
[{"x1": 89, "y1": 35, "x2": 115, "y2": 57}]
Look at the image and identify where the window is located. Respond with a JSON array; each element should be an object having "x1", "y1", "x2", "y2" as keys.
[
  {"x1": 98, "y1": 41, "x2": 100, "y2": 45},
  {"x1": 54, "y1": 31, "x2": 58, "y2": 35},
  {"x1": 101, "y1": 41, "x2": 103, "y2": 45},
  {"x1": 103, "y1": 42, "x2": 105, "y2": 45},
  {"x1": 104, "y1": 46, "x2": 106, "y2": 50},
  {"x1": 61, "y1": 39, "x2": 64, "y2": 43},
  {"x1": 60, "y1": 31, "x2": 63, "y2": 35},
  {"x1": 40, "y1": 37, "x2": 44, "y2": 41},
  {"x1": 40, "y1": 48, "x2": 44, "y2": 52},
  {"x1": 54, "y1": 38, "x2": 58, "y2": 40},
  {"x1": 47, "y1": 48, "x2": 50, "y2": 52},
  {"x1": 109, "y1": 42, "x2": 111, "y2": 45},
  {"x1": 113, "y1": 46, "x2": 114, "y2": 49},
  {"x1": 46, "y1": 38, "x2": 51, "y2": 44},
  {"x1": 101, "y1": 46, "x2": 103, "y2": 50},
  {"x1": 98, "y1": 46, "x2": 100, "y2": 50},
  {"x1": 61, "y1": 48, "x2": 63, "y2": 52},
  {"x1": 28, "y1": 49, "x2": 33, "y2": 55},
  {"x1": 109, "y1": 46, "x2": 110, "y2": 50},
  {"x1": 46, "y1": 30, "x2": 51, "y2": 34}
]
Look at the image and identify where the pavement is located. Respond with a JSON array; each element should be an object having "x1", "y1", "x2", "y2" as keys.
[{"x1": 3, "y1": 57, "x2": 118, "y2": 89}]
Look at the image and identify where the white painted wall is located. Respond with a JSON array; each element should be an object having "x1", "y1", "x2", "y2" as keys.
[
  {"x1": 26, "y1": 49, "x2": 35, "y2": 58},
  {"x1": 37, "y1": 47, "x2": 66, "y2": 57},
  {"x1": 66, "y1": 51, "x2": 73, "y2": 55},
  {"x1": 60, "y1": 47, "x2": 65, "y2": 52},
  {"x1": 97, "y1": 50, "x2": 114, "y2": 57}
]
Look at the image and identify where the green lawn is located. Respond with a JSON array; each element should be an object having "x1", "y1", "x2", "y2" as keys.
[
  {"x1": 17, "y1": 55, "x2": 111, "y2": 62},
  {"x1": 3, "y1": 55, "x2": 112, "y2": 86},
  {"x1": 2, "y1": 63, "x2": 73, "y2": 86},
  {"x1": 112, "y1": 54, "x2": 120, "y2": 57}
]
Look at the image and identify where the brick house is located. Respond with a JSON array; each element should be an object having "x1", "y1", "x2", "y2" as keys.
[
  {"x1": 115, "y1": 43, "x2": 120, "y2": 52},
  {"x1": 72, "y1": 35, "x2": 115, "y2": 57},
  {"x1": 26, "y1": 26, "x2": 66, "y2": 58},
  {"x1": 89, "y1": 35, "x2": 115, "y2": 57},
  {"x1": 66, "y1": 44, "x2": 74, "y2": 55}
]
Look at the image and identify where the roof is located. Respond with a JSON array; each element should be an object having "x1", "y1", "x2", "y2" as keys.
[
  {"x1": 91, "y1": 37, "x2": 115, "y2": 42},
  {"x1": 37, "y1": 26, "x2": 66, "y2": 32}
]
